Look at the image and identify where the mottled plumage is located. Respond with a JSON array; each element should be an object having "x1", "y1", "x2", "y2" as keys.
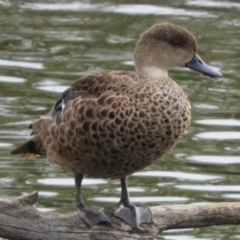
[
  {"x1": 27, "y1": 71, "x2": 190, "y2": 179},
  {"x1": 11, "y1": 22, "x2": 222, "y2": 230}
]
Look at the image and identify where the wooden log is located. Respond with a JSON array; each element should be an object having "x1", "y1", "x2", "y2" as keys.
[{"x1": 0, "y1": 191, "x2": 240, "y2": 240}]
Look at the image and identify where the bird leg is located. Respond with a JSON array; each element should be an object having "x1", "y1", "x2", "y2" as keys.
[
  {"x1": 113, "y1": 177, "x2": 153, "y2": 230},
  {"x1": 74, "y1": 172, "x2": 111, "y2": 228}
]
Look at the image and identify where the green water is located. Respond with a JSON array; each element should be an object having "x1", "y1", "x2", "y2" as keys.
[{"x1": 1, "y1": 0, "x2": 240, "y2": 239}]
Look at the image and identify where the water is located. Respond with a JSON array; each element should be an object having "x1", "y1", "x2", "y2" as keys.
[{"x1": 0, "y1": 0, "x2": 240, "y2": 239}]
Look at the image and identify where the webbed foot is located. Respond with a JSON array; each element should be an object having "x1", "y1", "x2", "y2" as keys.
[
  {"x1": 113, "y1": 202, "x2": 153, "y2": 230},
  {"x1": 77, "y1": 203, "x2": 111, "y2": 228}
]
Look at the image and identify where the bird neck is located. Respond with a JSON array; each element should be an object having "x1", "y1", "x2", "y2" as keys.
[{"x1": 136, "y1": 66, "x2": 169, "y2": 81}]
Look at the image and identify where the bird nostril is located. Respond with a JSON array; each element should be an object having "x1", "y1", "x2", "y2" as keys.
[{"x1": 198, "y1": 60, "x2": 202, "y2": 64}]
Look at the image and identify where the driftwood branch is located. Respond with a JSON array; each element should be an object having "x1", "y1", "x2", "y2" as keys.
[{"x1": 0, "y1": 192, "x2": 240, "y2": 240}]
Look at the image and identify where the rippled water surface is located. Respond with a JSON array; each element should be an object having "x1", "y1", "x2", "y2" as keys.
[{"x1": 0, "y1": 0, "x2": 240, "y2": 239}]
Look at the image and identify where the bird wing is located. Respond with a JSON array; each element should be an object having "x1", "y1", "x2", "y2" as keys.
[{"x1": 30, "y1": 71, "x2": 138, "y2": 135}]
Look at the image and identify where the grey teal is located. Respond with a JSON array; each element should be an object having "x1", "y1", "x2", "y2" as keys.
[{"x1": 11, "y1": 22, "x2": 222, "y2": 230}]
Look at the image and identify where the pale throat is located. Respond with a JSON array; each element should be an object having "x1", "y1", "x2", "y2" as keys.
[{"x1": 140, "y1": 66, "x2": 168, "y2": 79}]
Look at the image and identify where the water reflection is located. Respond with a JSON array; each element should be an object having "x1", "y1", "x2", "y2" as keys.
[
  {"x1": 187, "y1": 0, "x2": 240, "y2": 8},
  {"x1": 164, "y1": 235, "x2": 210, "y2": 240},
  {"x1": 35, "y1": 82, "x2": 68, "y2": 93},
  {"x1": 93, "y1": 196, "x2": 189, "y2": 204},
  {"x1": 223, "y1": 194, "x2": 240, "y2": 200},
  {"x1": 176, "y1": 185, "x2": 240, "y2": 192},
  {"x1": 0, "y1": 143, "x2": 12, "y2": 148},
  {"x1": 135, "y1": 171, "x2": 219, "y2": 181},
  {"x1": 196, "y1": 119, "x2": 240, "y2": 126},
  {"x1": 195, "y1": 132, "x2": 240, "y2": 140},
  {"x1": 21, "y1": 2, "x2": 213, "y2": 17},
  {"x1": 37, "y1": 207, "x2": 55, "y2": 212},
  {"x1": 187, "y1": 155, "x2": 240, "y2": 165},
  {"x1": 38, "y1": 191, "x2": 58, "y2": 197},
  {"x1": 0, "y1": 76, "x2": 25, "y2": 83},
  {"x1": 0, "y1": 59, "x2": 44, "y2": 69},
  {"x1": 37, "y1": 178, "x2": 107, "y2": 186}
]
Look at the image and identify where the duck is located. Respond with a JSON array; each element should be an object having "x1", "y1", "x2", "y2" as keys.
[{"x1": 11, "y1": 22, "x2": 222, "y2": 230}]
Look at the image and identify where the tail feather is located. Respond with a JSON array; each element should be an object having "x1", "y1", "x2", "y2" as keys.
[
  {"x1": 11, "y1": 139, "x2": 43, "y2": 156},
  {"x1": 11, "y1": 116, "x2": 51, "y2": 157}
]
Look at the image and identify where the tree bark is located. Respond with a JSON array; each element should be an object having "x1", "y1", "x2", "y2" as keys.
[{"x1": 0, "y1": 192, "x2": 240, "y2": 240}]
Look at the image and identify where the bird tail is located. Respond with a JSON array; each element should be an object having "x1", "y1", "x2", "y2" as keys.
[{"x1": 11, "y1": 136, "x2": 45, "y2": 157}]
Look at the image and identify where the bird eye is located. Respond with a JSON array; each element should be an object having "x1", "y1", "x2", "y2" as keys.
[{"x1": 172, "y1": 40, "x2": 180, "y2": 47}]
